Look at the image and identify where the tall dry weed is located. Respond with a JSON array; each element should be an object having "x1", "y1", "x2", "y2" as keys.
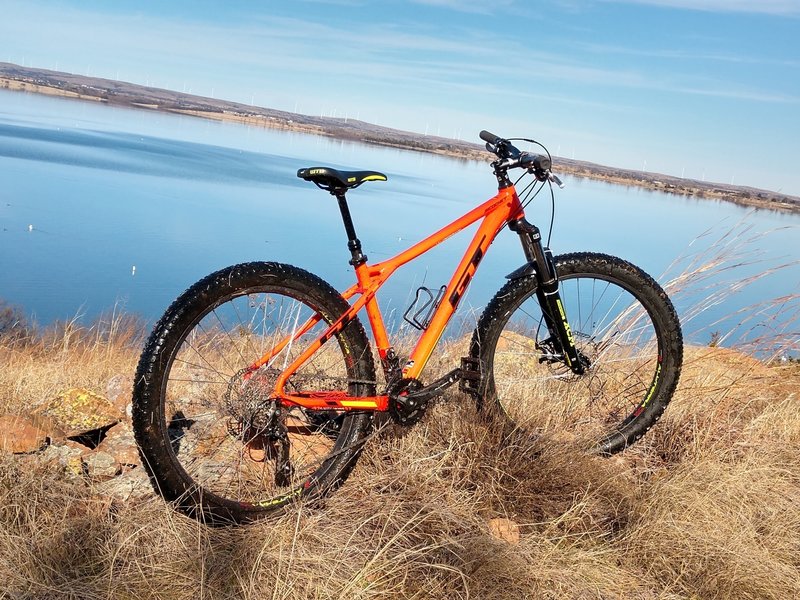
[
  {"x1": 660, "y1": 215, "x2": 799, "y2": 360},
  {"x1": 0, "y1": 305, "x2": 144, "y2": 414}
]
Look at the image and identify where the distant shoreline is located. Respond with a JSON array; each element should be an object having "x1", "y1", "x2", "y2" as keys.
[{"x1": 2, "y1": 62, "x2": 798, "y2": 215}]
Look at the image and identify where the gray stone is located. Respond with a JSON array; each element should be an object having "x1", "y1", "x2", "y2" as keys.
[
  {"x1": 95, "y1": 465, "x2": 154, "y2": 502},
  {"x1": 83, "y1": 450, "x2": 118, "y2": 481}
]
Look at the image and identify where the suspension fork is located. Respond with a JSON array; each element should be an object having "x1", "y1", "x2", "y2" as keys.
[{"x1": 509, "y1": 218, "x2": 585, "y2": 374}]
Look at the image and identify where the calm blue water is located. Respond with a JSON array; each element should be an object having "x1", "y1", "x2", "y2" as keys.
[{"x1": 1, "y1": 90, "x2": 798, "y2": 353}]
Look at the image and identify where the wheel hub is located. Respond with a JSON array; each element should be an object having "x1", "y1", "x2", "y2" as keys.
[
  {"x1": 224, "y1": 367, "x2": 294, "y2": 486},
  {"x1": 224, "y1": 367, "x2": 282, "y2": 435},
  {"x1": 536, "y1": 335, "x2": 592, "y2": 378}
]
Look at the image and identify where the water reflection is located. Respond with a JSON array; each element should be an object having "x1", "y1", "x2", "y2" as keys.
[
  {"x1": 0, "y1": 90, "x2": 797, "y2": 354},
  {"x1": 0, "y1": 122, "x2": 297, "y2": 185}
]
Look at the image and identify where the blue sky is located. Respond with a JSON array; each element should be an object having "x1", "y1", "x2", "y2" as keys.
[{"x1": 2, "y1": 0, "x2": 799, "y2": 194}]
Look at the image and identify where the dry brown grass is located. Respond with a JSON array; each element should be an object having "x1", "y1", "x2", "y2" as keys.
[
  {"x1": 0, "y1": 303, "x2": 799, "y2": 599},
  {"x1": 0, "y1": 306, "x2": 144, "y2": 416}
]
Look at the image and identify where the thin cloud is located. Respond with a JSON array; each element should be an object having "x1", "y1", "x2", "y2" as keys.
[
  {"x1": 409, "y1": 0, "x2": 516, "y2": 14},
  {"x1": 3, "y1": 0, "x2": 796, "y2": 129},
  {"x1": 573, "y1": 42, "x2": 800, "y2": 68},
  {"x1": 603, "y1": 0, "x2": 800, "y2": 16}
]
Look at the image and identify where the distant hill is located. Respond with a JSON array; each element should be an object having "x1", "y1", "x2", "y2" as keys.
[{"x1": 2, "y1": 62, "x2": 798, "y2": 214}]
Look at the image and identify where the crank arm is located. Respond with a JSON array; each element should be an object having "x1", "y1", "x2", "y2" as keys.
[{"x1": 404, "y1": 368, "x2": 463, "y2": 404}]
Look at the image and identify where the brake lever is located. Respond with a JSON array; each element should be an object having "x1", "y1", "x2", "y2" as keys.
[{"x1": 548, "y1": 172, "x2": 565, "y2": 189}]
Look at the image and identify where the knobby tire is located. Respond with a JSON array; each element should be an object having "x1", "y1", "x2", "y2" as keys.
[
  {"x1": 470, "y1": 252, "x2": 682, "y2": 454},
  {"x1": 132, "y1": 262, "x2": 376, "y2": 524}
]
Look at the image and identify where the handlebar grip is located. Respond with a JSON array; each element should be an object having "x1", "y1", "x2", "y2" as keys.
[
  {"x1": 479, "y1": 130, "x2": 503, "y2": 145},
  {"x1": 534, "y1": 155, "x2": 551, "y2": 172},
  {"x1": 520, "y1": 152, "x2": 551, "y2": 172}
]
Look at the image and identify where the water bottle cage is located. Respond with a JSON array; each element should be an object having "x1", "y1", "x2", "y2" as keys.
[{"x1": 403, "y1": 285, "x2": 446, "y2": 330}]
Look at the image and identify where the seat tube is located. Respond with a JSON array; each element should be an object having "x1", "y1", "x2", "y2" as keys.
[{"x1": 354, "y1": 263, "x2": 391, "y2": 359}]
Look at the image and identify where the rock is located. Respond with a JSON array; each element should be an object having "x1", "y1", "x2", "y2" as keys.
[
  {"x1": 183, "y1": 417, "x2": 230, "y2": 458},
  {"x1": 95, "y1": 422, "x2": 139, "y2": 469},
  {"x1": 33, "y1": 388, "x2": 124, "y2": 436},
  {"x1": 106, "y1": 374, "x2": 133, "y2": 420},
  {"x1": 39, "y1": 440, "x2": 86, "y2": 477},
  {"x1": 31, "y1": 413, "x2": 67, "y2": 440},
  {"x1": 488, "y1": 517, "x2": 521, "y2": 545},
  {"x1": 0, "y1": 414, "x2": 49, "y2": 453},
  {"x1": 82, "y1": 450, "x2": 118, "y2": 481},
  {"x1": 96, "y1": 465, "x2": 154, "y2": 503}
]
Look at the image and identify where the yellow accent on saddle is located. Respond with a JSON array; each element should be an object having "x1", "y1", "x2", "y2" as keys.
[{"x1": 362, "y1": 174, "x2": 387, "y2": 182}]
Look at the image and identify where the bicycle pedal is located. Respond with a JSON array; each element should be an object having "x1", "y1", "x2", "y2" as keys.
[{"x1": 459, "y1": 357, "x2": 481, "y2": 394}]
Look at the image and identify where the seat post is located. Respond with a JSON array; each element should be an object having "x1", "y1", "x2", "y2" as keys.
[{"x1": 333, "y1": 190, "x2": 367, "y2": 266}]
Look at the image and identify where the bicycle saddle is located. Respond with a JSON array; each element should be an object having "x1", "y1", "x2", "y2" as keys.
[{"x1": 297, "y1": 166, "x2": 387, "y2": 190}]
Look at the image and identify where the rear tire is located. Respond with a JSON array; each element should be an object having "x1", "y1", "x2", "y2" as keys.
[
  {"x1": 470, "y1": 252, "x2": 682, "y2": 454},
  {"x1": 133, "y1": 262, "x2": 376, "y2": 524}
]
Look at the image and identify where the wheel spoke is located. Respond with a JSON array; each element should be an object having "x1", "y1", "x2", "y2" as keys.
[
  {"x1": 477, "y1": 254, "x2": 681, "y2": 454},
  {"x1": 134, "y1": 263, "x2": 375, "y2": 522}
]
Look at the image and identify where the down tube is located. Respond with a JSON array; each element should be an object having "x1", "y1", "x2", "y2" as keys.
[{"x1": 402, "y1": 193, "x2": 522, "y2": 379}]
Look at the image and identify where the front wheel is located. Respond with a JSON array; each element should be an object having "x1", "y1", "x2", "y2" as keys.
[
  {"x1": 470, "y1": 252, "x2": 682, "y2": 454},
  {"x1": 132, "y1": 262, "x2": 377, "y2": 524}
]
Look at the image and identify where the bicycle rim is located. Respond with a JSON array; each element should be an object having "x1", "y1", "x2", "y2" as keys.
[
  {"x1": 157, "y1": 287, "x2": 364, "y2": 509},
  {"x1": 488, "y1": 270, "x2": 666, "y2": 448}
]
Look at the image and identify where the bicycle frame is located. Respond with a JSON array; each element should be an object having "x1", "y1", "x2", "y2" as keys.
[{"x1": 246, "y1": 185, "x2": 526, "y2": 411}]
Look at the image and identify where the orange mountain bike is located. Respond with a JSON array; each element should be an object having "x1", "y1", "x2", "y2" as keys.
[{"x1": 133, "y1": 131, "x2": 683, "y2": 523}]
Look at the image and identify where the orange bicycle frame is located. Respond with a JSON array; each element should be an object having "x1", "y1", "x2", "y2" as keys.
[{"x1": 247, "y1": 185, "x2": 525, "y2": 411}]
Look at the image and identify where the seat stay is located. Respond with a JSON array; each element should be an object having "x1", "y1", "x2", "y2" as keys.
[{"x1": 271, "y1": 279, "x2": 385, "y2": 410}]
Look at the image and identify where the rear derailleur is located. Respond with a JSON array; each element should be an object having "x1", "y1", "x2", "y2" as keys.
[{"x1": 225, "y1": 368, "x2": 293, "y2": 487}]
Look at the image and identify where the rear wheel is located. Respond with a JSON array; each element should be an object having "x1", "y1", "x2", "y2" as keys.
[
  {"x1": 133, "y1": 262, "x2": 376, "y2": 524},
  {"x1": 471, "y1": 252, "x2": 682, "y2": 454}
]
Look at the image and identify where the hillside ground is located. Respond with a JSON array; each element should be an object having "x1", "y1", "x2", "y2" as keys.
[{"x1": 0, "y1": 311, "x2": 798, "y2": 599}]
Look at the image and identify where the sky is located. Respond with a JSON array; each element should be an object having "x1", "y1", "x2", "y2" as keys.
[{"x1": 2, "y1": 0, "x2": 799, "y2": 195}]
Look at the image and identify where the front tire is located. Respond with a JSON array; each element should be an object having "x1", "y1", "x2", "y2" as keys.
[
  {"x1": 133, "y1": 262, "x2": 376, "y2": 524},
  {"x1": 470, "y1": 252, "x2": 682, "y2": 454}
]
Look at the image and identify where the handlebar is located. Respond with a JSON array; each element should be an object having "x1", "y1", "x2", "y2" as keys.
[
  {"x1": 480, "y1": 130, "x2": 554, "y2": 180},
  {"x1": 479, "y1": 130, "x2": 503, "y2": 146},
  {"x1": 480, "y1": 129, "x2": 520, "y2": 160}
]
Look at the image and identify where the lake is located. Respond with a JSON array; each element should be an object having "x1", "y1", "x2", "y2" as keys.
[{"x1": 1, "y1": 90, "x2": 798, "y2": 355}]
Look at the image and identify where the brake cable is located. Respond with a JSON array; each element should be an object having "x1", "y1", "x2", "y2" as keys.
[{"x1": 509, "y1": 138, "x2": 558, "y2": 246}]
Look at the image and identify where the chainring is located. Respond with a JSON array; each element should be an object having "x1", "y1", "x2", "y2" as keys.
[{"x1": 387, "y1": 378, "x2": 427, "y2": 426}]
